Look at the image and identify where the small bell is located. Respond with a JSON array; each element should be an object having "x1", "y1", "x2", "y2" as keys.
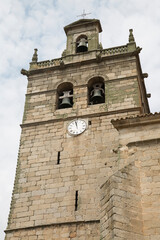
[
  {"x1": 90, "y1": 83, "x2": 105, "y2": 104},
  {"x1": 77, "y1": 38, "x2": 88, "y2": 53},
  {"x1": 59, "y1": 91, "x2": 73, "y2": 109}
]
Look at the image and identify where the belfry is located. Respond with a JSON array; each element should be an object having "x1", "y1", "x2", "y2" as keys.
[{"x1": 5, "y1": 18, "x2": 160, "y2": 239}]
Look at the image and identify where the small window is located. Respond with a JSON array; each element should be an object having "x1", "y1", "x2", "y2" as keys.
[
  {"x1": 88, "y1": 77, "x2": 105, "y2": 105},
  {"x1": 57, "y1": 82, "x2": 73, "y2": 109},
  {"x1": 76, "y1": 35, "x2": 88, "y2": 53},
  {"x1": 75, "y1": 190, "x2": 78, "y2": 211},
  {"x1": 57, "y1": 151, "x2": 61, "y2": 164}
]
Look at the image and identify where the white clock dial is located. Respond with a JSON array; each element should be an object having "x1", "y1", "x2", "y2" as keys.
[{"x1": 68, "y1": 119, "x2": 87, "y2": 136}]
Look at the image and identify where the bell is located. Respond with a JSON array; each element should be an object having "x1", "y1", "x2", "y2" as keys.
[
  {"x1": 60, "y1": 97, "x2": 72, "y2": 109},
  {"x1": 59, "y1": 91, "x2": 73, "y2": 109},
  {"x1": 77, "y1": 38, "x2": 88, "y2": 53},
  {"x1": 90, "y1": 83, "x2": 104, "y2": 104}
]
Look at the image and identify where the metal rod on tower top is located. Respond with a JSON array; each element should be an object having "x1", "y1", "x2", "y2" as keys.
[{"x1": 77, "y1": 9, "x2": 91, "y2": 19}]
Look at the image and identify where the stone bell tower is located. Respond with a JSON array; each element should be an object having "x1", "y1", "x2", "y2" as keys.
[
  {"x1": 63, "y1": 19, "x2": 102, "y2": 56},
  {"x1": 5, "y1": 18, "x2": 160, "y2": 240}
]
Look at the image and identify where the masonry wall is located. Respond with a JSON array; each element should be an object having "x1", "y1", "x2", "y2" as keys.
[
  {"x1": 5, "y1": 221, "x2": 100, "y2": 240},
  {"x1": 106, "y1": 122, "x2": 160, "y2": 240},
  {"x1": 100, "y1": 162, "x2": 143, "y2": 240},
  {"x1": 6, "y1": 115, "x2": 120, "y2": 230},
  {"x1": 5, "y1": 52, "x2": 147, "y2": 240},
  {"x1": 23, "y1": 56, "x2": 141, "y2": 124},
  {"x1": 6, "y1": 109, "x2": 145, "y2": 240}
]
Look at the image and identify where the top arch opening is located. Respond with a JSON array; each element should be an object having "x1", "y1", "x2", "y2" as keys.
[{"x1": 76, "y1": 35, "x2": 88, "y2": 53}]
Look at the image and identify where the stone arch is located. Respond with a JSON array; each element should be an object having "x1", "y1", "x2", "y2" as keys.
[
  {"x1": 55, "y1": 78, "x2": 76, "y2": 90},
  {"x1": 85, "y1": 74, "x2": 108, "y2": 84},
  {"x1": 87, "y1": 76, "x2": 105, "y2": 105},
  {"x1": 56, "y1": 82, "x2": 73, "y2": 109},
  {"x1": 76, "y1": 34, "x2": 88, "y2": 53}
]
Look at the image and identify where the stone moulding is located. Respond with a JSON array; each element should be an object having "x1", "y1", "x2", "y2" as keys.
[
  {"x1": 5, "y1": 219, "x2": 100, "y2": 233},
  {"x1": 64, "y1": 19, "x2": 102, "y2": 34},
  {"x1": 25, "y1": 75, "x2": 138, "y2": 97},
  {"x1": 127, "y1": 137, "x2": 160, "y2": 147},
  {"x1": 101, "y1": 45, "x2": 128, "y2": 55},
  {"x1": 20, "y1": 107, "x2": 141, "y2": 128},
  {"x1": 28, "y1": 43, "x2": 139, "y2": 73},
  {"x1": 37, "y1": 58, "x2": 62, "y2": 68},
  {"x1": 111, "y1": 112, "x2": 160, "y2": 129}
]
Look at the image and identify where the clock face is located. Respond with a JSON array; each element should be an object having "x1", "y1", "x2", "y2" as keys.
[{"x1": 68, "y1": 119, "x2": 87, "y2": 136}]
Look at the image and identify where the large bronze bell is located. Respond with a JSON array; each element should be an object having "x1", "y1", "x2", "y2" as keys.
[
  {"x1": 59, "y1": 91, "x2": 73, "y2": 109},
  {"x1": 90, "y1": 83, "x2": 105, "y2": 104},
  {"x1": 77, "y1": 38, "x2": 88, "y2": 53}
]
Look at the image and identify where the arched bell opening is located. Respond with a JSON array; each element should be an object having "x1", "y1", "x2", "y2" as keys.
[
  {"x1": 76, "y1": 35, "x2": 88, "y2": 53},
  {"x1": 88, "y1": 77, "x2": 105, "y2": 105},
  {"x1": 57, "y1": 82, "x2": 73, "y2": 109}
]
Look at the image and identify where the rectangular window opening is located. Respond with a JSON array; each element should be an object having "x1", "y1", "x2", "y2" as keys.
[
  {"x1": 75, "y1": 190, "x2": 78, "y2": 211},
  {"x1": 88, "y1": 120, "x2": 92, "y2": 125},
  {"x1": 57, "y1": 151, "x2": 61, "y2": 164}
]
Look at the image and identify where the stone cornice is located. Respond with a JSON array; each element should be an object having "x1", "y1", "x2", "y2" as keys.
[
  {"x1": 24, "y1": 58, "x2": 137, "y2": 82},
  {"x1": 64, "y1": 18, "x2": 102, "y2": 34},
  {"x1": 5, "y1": 219, "x2": 100, "y2": 233},
  {"x1": 20, "y1": 107, "x2": 141, "y2": 128},
  {"x1": 127, "y1": 137, "x2": 160, "y2": 148},
  {"x1": 111, "y1": 112, "x2": 160, "y2": 130},
  {"x1": 21, "y1": 44, "x2": 140, "y2": 77},
  {"x1": 26, "y1": 75, "x2": 138, "y2": 96}
]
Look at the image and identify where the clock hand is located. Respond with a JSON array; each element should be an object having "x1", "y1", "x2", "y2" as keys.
[{"x1": 75, "y1": 121, "x2": 78, "y2": 128}]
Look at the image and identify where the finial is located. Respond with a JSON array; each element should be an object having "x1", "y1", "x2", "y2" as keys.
[
  {"x1": 129, "y1": 29, "x2": 135, "y2": 43},
  {"x1": 32, "y1": 48, "x2": 38, "y2": 62},
  {"x1": 77, "y1": 9, "x2": 91, "y2": 19}
]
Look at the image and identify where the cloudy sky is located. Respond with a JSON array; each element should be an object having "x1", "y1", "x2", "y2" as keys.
[{"x1": 1, "y1": 0, "x2": 160, "y2": 238}]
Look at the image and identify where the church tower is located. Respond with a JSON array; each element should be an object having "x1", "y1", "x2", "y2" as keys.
[{"x1": 5, "y1": 19, "x2": 160, "y2": 240}]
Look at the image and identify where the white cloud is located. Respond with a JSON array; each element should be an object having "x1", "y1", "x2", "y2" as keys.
[{"x1": 1, "y1": 0, "x2": 160, "y2": 238}]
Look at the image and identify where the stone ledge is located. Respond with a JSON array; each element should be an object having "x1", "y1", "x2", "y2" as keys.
[
  {"x1": 21, "y1": 107, "x2": 140, "y2": 128},
  {"x1": 5, "y1": 219, "x2": 100, "y2": 233},
  {"x1": 127, "y1": 137, "x2": 160, "y2": 147},
  {"x1": 25, "y1": 75, "x2": 138, "y2": 96},
  {"x1": 23, "y1": 46, "x2": 139, "y2": 76},
  {"x1": 111, "y1": 112, "x2": 160, "y2": 130}
]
